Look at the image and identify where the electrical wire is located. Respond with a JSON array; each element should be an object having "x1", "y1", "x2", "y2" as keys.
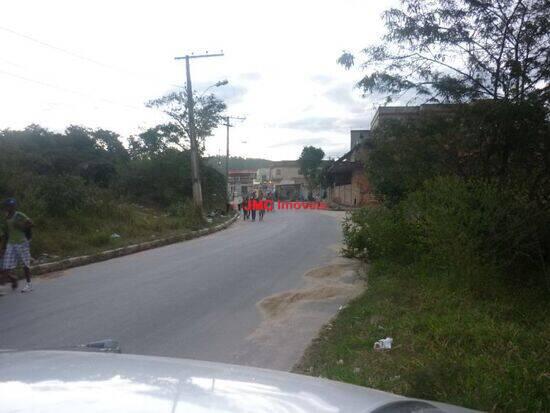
[
  {"x1": 0, "y1": 24, "x2": 182, "y2": 89},
  {"x1": 0, "y1": 67, "x2": 154, "y2": 112}
]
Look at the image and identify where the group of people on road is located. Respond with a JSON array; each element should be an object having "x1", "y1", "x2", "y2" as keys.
[
  {"x1": 239, "y1": 191, "x2": 274, "y2": 222},
  {"x1": 0, "y1": 198, "x2": 34, "y2": 295}
]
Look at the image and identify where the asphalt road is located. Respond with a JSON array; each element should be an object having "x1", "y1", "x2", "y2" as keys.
[{"x1": 0, "y1": 209, "x2": 357, "y2": 370}]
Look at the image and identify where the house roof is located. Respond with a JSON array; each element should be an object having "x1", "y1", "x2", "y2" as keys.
[
  {"x1": 328, "y1": 161, "x2": 363, "y2": 175},
  {"x1": 269, "y1": 160, "x2": 299, "y2": 167},
  {"x1": 228, "y1": 169, "x2": 257, "y2": 175}
]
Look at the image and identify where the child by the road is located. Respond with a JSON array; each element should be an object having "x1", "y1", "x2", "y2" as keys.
[{"x1": 1, "y1": 198, "x2": 33, "y2": 293}]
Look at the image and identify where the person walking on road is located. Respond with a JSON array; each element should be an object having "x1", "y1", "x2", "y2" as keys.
[
  {"x1": 258, "y1": 191, "x2": 265, "y2": 222},
  {"x1": 0, "y1": 226, "x2": 18, "y2": 295},
  {"x1": 1, "y1": 198, "x2": 33, "y2": 293},
  {"x1": 242, "y1": 196, "x2": 249, "y2": 220},
  {"x1": 250, "y1": 193, "x2": 257, "y2": 222}
]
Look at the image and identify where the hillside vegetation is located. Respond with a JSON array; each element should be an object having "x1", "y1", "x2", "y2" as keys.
[{"x1": 0, "y1": 125, "x2": 227, "y2": 260}]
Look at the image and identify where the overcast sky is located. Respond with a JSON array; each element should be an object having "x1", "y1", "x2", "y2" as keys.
[{"x1": 0, "y1": 0, "x2": 393, "y2": 160}]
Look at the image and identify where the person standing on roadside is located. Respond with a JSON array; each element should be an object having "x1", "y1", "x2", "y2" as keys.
[{"x1": 1, "y1": 198, "x2": 33, "y2": 293}]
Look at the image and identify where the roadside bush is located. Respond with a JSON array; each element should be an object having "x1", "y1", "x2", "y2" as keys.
[
  {"x1": 26, "y1": 175, "x2": 91, "y2": 217},
  {"x1": 117, "y1": 151, "x2": 187, "y2": 207},
  {"x1": 405, "y1": 177, "x2": 549, "y2": 288},
  {"x1": 201, "y1": 166, "x2": 228, "y2": 212},
  {"x1": 342, "y1": 205, "x2": 416, "y2": 263},
  {"x1": 87, "y1": 230, "x2": 112, "y2": 247},
  {"x1": 402, "y1": 177, "x2": 497, "y2": 283},
  {"x1": 345, "y1": 176, "x2": 550, "y2": 291},
  {"x1": 167, "y1": 200, "x2": 205, "y2": 229}
]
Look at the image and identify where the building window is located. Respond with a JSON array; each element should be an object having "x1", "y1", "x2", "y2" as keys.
[{"x1": 276, "y1": 169, "x2": 281, "y2": 176}]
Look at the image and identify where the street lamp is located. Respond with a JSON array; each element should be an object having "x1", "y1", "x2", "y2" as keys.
[
  {"x1": 174, "y1": 79, "x2": 228, "y2": 97},
  {"x1": 199, "y1": 79, "x2": 228, "y2": 98}
]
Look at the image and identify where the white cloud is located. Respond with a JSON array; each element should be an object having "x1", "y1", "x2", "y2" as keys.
[{"x1": 0, "y1": 0, "x2": 391, "y2": 160}]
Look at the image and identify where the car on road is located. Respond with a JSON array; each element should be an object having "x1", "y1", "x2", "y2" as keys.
[{"x1": 0, "y1": 349, "x2": 478, "y2": 412}]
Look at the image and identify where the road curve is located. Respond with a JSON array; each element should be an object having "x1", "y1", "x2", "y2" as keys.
[{"x1": 0, "y1": 210, "x2": 358, "y2": 370}]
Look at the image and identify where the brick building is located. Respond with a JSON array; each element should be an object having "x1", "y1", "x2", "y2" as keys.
[
  {"x1": 326, "y1": 130, "x2": 374, "y2": 207},
  {"x1": 327, "y1": 104, "x2": 454, "y2": 207}
]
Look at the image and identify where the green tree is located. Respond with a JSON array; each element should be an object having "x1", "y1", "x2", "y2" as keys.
[
  {"x1": 365, "y1": 100, "x2": 549, "y2": 205},
  {"x1": 128, "y1": 124, "x2": 181, "y2": 159},
  {"x1": 339, "y1": 0, "x2": 549, "y2": 104},
  {"x1": 298, "y1": 146, "x2": 325, "y2": 197},
  {"x1": 92, "y1": 129, "x2": 129, "y2": 163},
  {"x1": 146, "y1": 90, "x2": 226, "y2": 153}
]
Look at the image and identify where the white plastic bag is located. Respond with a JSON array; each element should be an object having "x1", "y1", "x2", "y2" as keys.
[{"x1": 373, "y1": 337, "x2": 393, "y2": 351}]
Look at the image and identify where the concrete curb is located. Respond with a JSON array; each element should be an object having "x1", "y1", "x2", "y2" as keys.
[
  {"x1": 30, "y1": 213, "x2": 240, "y2": 276},
  {"x1": 327, "y1": 201, "x2": 366, "y2": 212}
]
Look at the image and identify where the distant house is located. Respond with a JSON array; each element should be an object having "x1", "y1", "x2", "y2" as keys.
[
  {"x1": 229, "y1": 163, "x2": 310, "y2": 201},
  {"x1": 326, "y1": 130, "x2": 374, "y2": 207},
  {"x1": 268, "y1": 161, "x2": 308, "y2": 200},
  {"x1": 228, "y1": 169, "x2": 257, "y2": 200},
  {"x1": 350, "y1": 129, "x2": 370, "y2": 149},
  {"x1": 253, "y1": 168, "x2": 271, "y2": 193},
  {"x1": 370, "y1": 104, "x2": 455, "y2": 129}
]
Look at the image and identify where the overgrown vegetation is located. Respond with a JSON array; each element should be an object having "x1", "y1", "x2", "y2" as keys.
[
  {"x1": 296, "y1": 99, "x2": 550, "y2": 410},
  {"x1": 0, "y1": 124, "x2": 228, "y2": 260},
  {"x1": 297, "y1": 2, "x2": 550, "y2": 408},
  {"x1": 297, "y1": 100, "x2": 549, "y2": 410}
]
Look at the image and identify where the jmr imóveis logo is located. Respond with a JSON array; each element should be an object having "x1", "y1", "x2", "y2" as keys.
[{"x1": 242, "y1": 200, "x2": 328, "y2": 211}]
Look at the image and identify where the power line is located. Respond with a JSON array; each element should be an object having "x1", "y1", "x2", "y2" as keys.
[
  {"x1": 0, "y1": 25, "x2": 119, "y2": 71},
  {"x1": 0, "y1": 67, "x2": 155, "y2": 112},
  {"x1": 0, "y1": 25, "x2": 181, "y2": 90},
  {"x1": 0, "y1": 26, "x2": 236, "y2": 103},
  {"x1": 223, "y1": 115, "x2": 246, "y2": 181},
  {"x1": 0, "y1": 56, "x2": 24, "y2": 69}
]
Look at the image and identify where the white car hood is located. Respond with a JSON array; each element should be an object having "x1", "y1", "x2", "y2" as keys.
[{"x1": 0, "y1": 350, "x2": 477, "y2": 413}]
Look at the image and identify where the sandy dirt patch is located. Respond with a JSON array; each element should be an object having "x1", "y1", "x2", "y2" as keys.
[{"x1": 234, "y1": 246, "x2": 366, "y2": 370}]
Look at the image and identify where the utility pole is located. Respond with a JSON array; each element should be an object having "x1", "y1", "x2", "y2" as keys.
[
  {"x1": 223, "y1": 115, "x2": 245, "y2": 201},
  {"x1": 174, "y1": 51, "x2": 223, "y2": 210}
]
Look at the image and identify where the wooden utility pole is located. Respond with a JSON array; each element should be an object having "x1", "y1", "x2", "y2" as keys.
[
  {"x1": 174, "y1": 52, "x2": 223, "y2": 210},
  {"x1": 223, "y1": 115, "x2": 245, "y2": 200}
]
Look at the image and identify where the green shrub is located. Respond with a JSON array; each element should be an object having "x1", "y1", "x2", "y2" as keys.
[
  {"x1": 87, "y1": 230, "x2": 112, "y2": 247},
  {"x1": 342, "y1": 206, "x2": 416, "y2": 263},
  {"x1": 344, "y1": 176, "x2": 550, "y2": 291},
  {"x1": 167, "y1": 200, "x2": 205, "y2": 229},
  {"x1": 26, "y1": 175, "x2": 91, "y2": 217},
  {"x1": 401, "y1": 177, "x2": 495, "y2": 281},
  {"x1": 402, "y1": 177, "x2": 549, "y2": 288}
]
